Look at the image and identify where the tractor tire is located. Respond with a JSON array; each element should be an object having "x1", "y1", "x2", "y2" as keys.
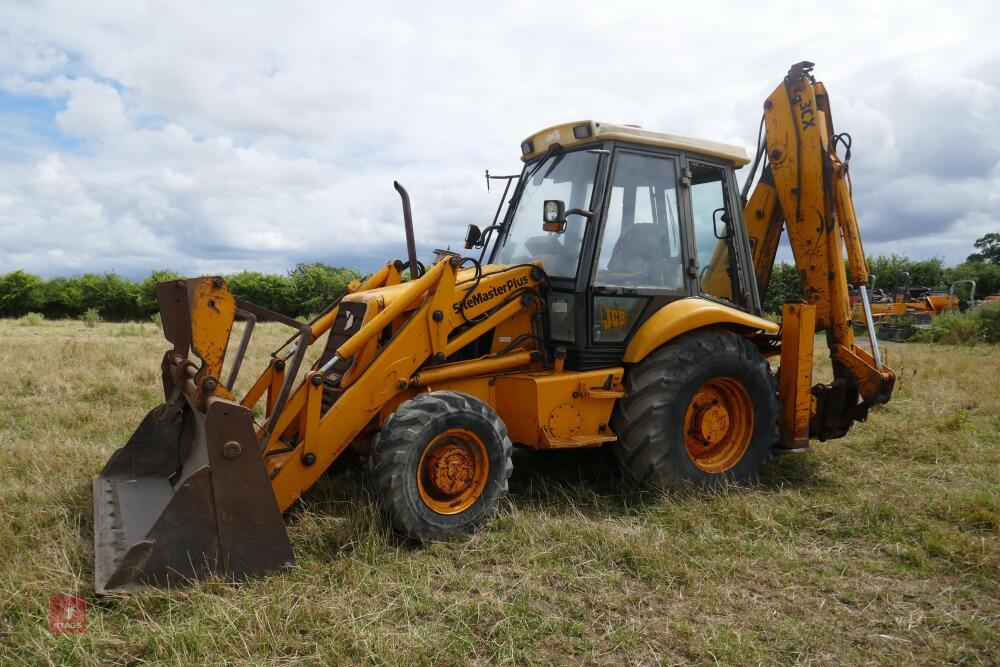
[
  {"x1": 369, "y1": 391, "x2": 513, "y2": 542},
  {"x1": 612, "y1": 329, "x2": 779, "y2": 489}
]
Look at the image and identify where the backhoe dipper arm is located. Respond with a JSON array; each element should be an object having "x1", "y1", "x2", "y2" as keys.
[{"x1": 743, "y1": 62, "x2": 895, "y2": 442}]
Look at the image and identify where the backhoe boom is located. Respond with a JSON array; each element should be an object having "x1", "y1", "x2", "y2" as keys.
[{"x1": 743, "y1": 61, "x2": 895, "y2": 444}]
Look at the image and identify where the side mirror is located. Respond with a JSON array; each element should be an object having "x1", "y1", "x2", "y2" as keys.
[
  {"x1": 542, "y1": 200, "x2": 566, "y2": 233},
  {"x1": 712, "y1": 207, "x2": 731, "y2": 239},
  {"x1": 464, "y1": 224, "x2": 482, "y2": 249}
]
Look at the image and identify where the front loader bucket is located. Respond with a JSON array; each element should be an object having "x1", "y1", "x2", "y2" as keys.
[
  {"x1": 93, "y1": 276, "x2": 296, "y2": 594},
  {"x1": 94, "y1": 393, "x2": 294, "y2": 593}
]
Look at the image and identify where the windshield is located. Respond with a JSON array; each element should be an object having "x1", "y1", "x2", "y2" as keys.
[{"x1": 495, "y1": 149, "x2": 600, "y2": 277}]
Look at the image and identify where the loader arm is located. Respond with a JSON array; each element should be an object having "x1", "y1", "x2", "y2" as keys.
[
  {"x1": 93, "y1": 256, "x2": 547, "y2": 592},
  {"x1": 741, "y1": 61, "x2": 895, "y2": 443}
]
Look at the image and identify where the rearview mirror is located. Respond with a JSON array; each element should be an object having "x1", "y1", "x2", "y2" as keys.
[
  {"x1": 464, "y1": 224, "x2": 482, "y2": 249},
  {"x1": 712, "y1": 208, "x2": 731, "y2": 239}
]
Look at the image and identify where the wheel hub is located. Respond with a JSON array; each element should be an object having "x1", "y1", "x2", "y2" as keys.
[
  {"x1": 689, "y1": 393, "x2": 731, "y2": 445},
  {"x1": 683, "y1": 377, "x2": 754, "y2": 473},
  {"x1": 417, "y1": 428, "x2": 490, "y2": 515},
  {"x1": 425, "y1": 443, "x2": 475, "y2": 495}
]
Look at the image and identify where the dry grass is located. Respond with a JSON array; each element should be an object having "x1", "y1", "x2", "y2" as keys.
[{"x1": 0, "y1": 319, "x2": 997, "y2": 665}]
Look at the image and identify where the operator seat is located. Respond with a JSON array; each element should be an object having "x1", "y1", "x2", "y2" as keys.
[{"x1": 607, "y1": 223, "x2": 679, "y2": 287}]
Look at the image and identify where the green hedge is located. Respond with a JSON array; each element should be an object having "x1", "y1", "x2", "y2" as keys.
[
  {"x1": 2, "y1": 254, "x2": 997, "y2": 323},
  {"x1": 0, "y1": 263, "x2": 361, "y2": 321},
  {"x1": 915, "y1": 303, "x2": 1000, "y2": 345}
]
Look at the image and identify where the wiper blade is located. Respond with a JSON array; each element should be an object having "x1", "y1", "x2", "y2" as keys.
[
  {"x1": 525, "y1": 144, "x2": 564, "y2": 184},
  {"x1": 540, "y1": 152, "x2": 566, "y2": 180}
]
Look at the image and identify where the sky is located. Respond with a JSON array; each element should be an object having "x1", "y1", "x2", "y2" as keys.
[{"x1": 1, "y1": 1, "x2": 999, "y2": 278}]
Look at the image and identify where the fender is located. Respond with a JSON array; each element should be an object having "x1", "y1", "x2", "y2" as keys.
[{"x1": 623, "y1": 297, "x2": 778, "y2": 363}]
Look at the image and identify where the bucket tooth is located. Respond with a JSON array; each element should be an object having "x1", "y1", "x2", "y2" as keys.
[{"x1": 93, "y1": 398, "x2": 294, "y2": 594}]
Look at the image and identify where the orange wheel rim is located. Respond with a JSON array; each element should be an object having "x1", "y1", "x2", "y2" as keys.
[
  {"x1": 417, "y1": 428, "x2": 490, "y2": 515},
  {"x1": 683, "y1": 377, "x2": 754, "y2": 473}
]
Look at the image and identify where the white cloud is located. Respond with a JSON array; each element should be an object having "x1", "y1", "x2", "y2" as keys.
[
  {"x1": 56, "y1": 78, "x2": 128, "y2": 137},
  {"x1": 0, "y1": 30, "x2": 66, "y2": 80},
  {"x1": 0, "y1": 1, "x2": 999, "y2": 278}
]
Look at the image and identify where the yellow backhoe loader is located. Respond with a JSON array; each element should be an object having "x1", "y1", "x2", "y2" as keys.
[{"x1": 93, "y1": 61, "x2": 895, "y2": 593}]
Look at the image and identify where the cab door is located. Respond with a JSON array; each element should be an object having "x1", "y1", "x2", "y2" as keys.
[
  {"x1": 589, "y1": 149, "x2": 688, "y2": 348},
  {"x1": 684, "y1": 159, "x2": 755, "y2": 310}
]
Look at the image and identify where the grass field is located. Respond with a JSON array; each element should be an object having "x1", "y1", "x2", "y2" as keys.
[{"x1": 1, "y1": 318, "x2": 998, "y2": 665}]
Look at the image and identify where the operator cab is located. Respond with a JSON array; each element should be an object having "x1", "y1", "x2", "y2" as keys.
[{"x1": 484, "y1": 121, "x2": 759, "y2": 369}]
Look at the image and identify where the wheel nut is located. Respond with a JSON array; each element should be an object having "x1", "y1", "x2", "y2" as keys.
[{"x1": 223, "y1": 441, "x2": 242, "y2": 460}]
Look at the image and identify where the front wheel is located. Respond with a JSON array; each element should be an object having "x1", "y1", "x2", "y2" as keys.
[
  {"x1": 369, "y1": 391, "x2": 513, "y2": 541},
  {"x1": 612, "y1": 329, "x2": 779, "y2": 488}
]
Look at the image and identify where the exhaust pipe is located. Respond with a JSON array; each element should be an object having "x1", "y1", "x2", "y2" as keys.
[{"x1": 394, "y1": 181, "x2": 421, "y2": 279}]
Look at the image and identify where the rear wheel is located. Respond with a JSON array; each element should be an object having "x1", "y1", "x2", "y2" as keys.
[
  {"x1": 613, "y1": 329, "x2": 778, "y2": 488},
  {"x1": 369, "y1": 391, "x2": 513, "y2": 541}
]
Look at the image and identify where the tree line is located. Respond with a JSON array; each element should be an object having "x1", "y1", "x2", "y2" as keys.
[
  {"x1": 0, "y1": 263, "x2": 361, "y2": 321},
  {"x1": 1, "y1": 245, "x2": 998, "y2": 322}
]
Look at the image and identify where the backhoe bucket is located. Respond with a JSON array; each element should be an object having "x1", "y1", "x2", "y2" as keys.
[{"x1": 93, "y1": 277, "x2": 294, "y2": 594}]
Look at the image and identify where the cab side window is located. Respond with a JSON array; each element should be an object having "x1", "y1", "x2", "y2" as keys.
[
  {"x1": 595, "y1": 153, "x2": 683, "y2": 290},
  {"x1": 689, "y1": 162, "x2": 743, "y2": 305}
]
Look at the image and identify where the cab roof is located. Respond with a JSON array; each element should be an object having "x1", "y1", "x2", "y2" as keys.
[{"x1": 520, "y1": 120, "x2": 750, "y2": 167}]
